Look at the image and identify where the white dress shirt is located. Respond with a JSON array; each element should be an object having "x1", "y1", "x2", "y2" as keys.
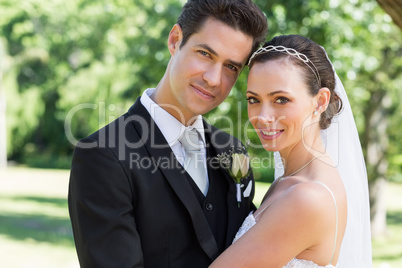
[{"x1": 140, "y1": 88, "x2": 209, "y2": 188}]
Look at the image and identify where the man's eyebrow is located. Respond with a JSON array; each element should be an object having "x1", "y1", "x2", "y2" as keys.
[
  {"x1": 198, "y1": 44, "x2": 218, "y2": 56},
  {"x1": 197, "y1": 44, "x2": 244, "y2": 69},
  {"x1": 227, "y1": 59, "x2": 243, "y2": 70}
]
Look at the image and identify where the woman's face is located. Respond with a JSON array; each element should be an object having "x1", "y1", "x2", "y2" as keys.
[{"x1": 247, "y1": 59, "x2": 318, "y2": 153}]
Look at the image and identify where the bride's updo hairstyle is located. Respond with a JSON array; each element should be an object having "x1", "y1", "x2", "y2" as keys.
[{"x1": 248, "y1": 35, "x2": 343, "y2": 130}]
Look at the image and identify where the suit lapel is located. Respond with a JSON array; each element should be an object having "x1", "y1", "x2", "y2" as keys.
[
  {"x1": 203, "y1": 121, "x2": 249, "y2": 247},
  {"x1": 128, "y1": 99, "x2": 219, "y2": 260}
]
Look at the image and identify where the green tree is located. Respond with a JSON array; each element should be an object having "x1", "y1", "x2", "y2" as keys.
[
  {"x1": 0, "y1": 0, "x2": 182, "y2": 167},
  {"x1": 0, "y1": 38, "x2": 8, "y2": 168}
]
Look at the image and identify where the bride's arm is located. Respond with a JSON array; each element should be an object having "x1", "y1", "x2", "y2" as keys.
[{"x1": 209, "y1": 182, "x2": 336, "y2": 268}]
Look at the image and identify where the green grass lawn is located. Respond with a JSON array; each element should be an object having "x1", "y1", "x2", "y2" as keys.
[
  {"x1": 371, "y1": 182, "x2": 402, "y2": 268},
  {"x1": 0, "y1": 167, "x2": 401, "y2": 267},
  {"x1": 0, "y1": 167, "x2": 78, "y2": 268}
]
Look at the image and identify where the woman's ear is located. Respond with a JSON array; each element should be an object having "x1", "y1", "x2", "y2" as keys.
[
  {"x1": 168, "y1": 24, "x2": 183, "y2": 56},
  {"x1": 314, "y1": 87, "x2": 331, "y2": 114}
]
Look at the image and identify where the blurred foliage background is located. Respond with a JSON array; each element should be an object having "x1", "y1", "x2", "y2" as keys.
[{"x1": 0, "y1": 0, "x2": 401, "y2": 248}]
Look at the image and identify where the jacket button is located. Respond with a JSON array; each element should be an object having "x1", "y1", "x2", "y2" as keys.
[{"x1": 206, "y1": 203, "x2": 213, "y2": 211}]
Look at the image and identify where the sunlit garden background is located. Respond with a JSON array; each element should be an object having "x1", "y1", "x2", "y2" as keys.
[{"x1": 0, "y1": 0, "x2": 401, "y2": 267}]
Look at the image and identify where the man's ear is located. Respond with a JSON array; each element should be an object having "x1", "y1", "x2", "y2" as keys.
[
  {"x1": 168, "y1": 24, "x2": 183, "y2": 56},
  {"x1": 315, "y1": 87, "x2": 331, "y2": 113}
]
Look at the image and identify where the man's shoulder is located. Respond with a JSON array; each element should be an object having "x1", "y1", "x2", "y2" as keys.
[{"x1": 76, "y1": 99, "x2": 149, "y2": 149}]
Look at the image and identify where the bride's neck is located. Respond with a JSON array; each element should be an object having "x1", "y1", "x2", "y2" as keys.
[{"x1": 279, "y1": 134, "x2": 326, "y2": 174}]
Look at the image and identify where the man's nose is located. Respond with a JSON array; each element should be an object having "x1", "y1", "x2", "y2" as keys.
[{"x1": 202, "y1": 64, "x2": 222, "y2": 87}]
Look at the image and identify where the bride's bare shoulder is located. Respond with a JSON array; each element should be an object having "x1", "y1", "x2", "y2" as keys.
[
  {"x1": 264, "y1": 180, "x2": 339, "y2": 224},
  {"x1": 285, "y1": 181, "x2": 334, "y2": 208}
]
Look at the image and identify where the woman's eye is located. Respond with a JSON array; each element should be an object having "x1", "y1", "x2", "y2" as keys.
[
  {"x1": 247, "y1": 97, "x2": 259, "y2": 104},
  {"x1": 274, "y1": 97, "x2": 289, "y2": 104}
]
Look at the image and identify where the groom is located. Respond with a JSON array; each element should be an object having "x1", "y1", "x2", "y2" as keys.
[{"x1": 68, "y1": 0, "x2": 268, "y2": 267}]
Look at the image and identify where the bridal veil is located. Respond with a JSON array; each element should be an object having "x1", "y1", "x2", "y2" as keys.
[{"x1": 274, "y1": 59, "x2": 372, "y2": 267}]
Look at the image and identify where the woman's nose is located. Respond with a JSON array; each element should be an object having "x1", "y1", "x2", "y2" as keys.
[
  {"x1": 257, "y1": 105, "x2": 276, "y2": 124},
  {"x1": 258, "y1": 114, "x2": 275, "y2": 124}
]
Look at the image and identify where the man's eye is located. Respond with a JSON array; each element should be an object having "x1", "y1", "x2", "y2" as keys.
[
  {"x1": 199, "y1": 50, "x2": 210, "y2": 57},
  {"x1": 227, "y1": 64, "x2": 238, "y2": 72}
]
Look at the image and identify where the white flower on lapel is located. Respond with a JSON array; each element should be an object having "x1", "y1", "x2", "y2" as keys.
[
  {"x1": 231, "y1": 153, "x2": 250, "y2": 180},
  {"x1": 216, "y1": 147, "x2": 251, "y2": 208}
]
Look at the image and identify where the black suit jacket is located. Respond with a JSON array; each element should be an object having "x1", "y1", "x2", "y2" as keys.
[{"x1": 68, "y1": 98, "x2": 255, "y2": 268}]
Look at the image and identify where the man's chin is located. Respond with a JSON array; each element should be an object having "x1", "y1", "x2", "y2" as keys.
[{"x1": 189, "y1": 106, "x2": 215, "y2": 117}]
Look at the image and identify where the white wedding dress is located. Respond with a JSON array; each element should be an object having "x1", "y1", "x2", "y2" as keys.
[
  {"x1": 230, "y1": 46, "x2": 372, "y2": 267},
  {"x1": 233, "y1": 181, "x2": 338, "y2": 268}
]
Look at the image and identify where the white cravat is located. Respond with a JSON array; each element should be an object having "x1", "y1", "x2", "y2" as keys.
[{"x1": 179, "y1": 128, "x2": 208, "y2": 196}]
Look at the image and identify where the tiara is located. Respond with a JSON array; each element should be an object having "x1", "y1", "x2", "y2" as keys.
[{"x1": 248, "y1": 45, "x2": 321, "y2": 86}]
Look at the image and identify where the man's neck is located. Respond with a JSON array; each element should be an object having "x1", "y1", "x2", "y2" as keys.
[{"x1": 150, "y1": 87, "x2": 198, "y2": 127}]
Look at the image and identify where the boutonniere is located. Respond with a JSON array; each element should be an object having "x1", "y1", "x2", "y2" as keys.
[{"x1": 216, "y1": 146, "x2": 251, "y2": 208}]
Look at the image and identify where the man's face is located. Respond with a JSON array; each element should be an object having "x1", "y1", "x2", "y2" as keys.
[{"x1": 162, "y1": 18, "x2": 253, "y2": 123}]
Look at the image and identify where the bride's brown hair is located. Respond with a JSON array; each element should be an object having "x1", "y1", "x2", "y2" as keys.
[{"x1": 249, "y1": 35, "x2": 343, "y2": 130}]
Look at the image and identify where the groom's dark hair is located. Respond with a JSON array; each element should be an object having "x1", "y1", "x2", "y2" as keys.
[{"x1": 177, "y1": 0, "x2": 268, "y2": 57}]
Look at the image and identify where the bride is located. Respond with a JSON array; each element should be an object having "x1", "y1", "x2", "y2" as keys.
[{"x1": 210, "y1": 35, "x2": 372, "y2": 267}]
